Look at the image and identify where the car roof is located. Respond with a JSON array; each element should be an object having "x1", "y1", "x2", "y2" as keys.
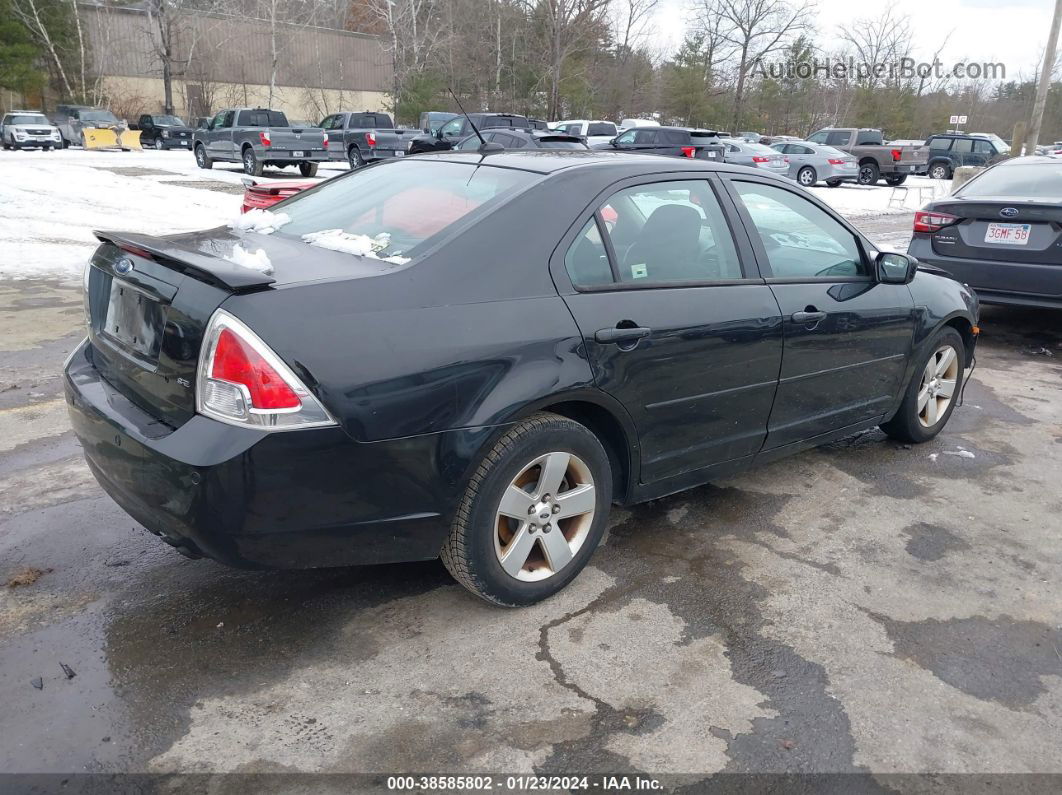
[{"x1": 418, "y1": 149, "x2": 748, "y2": 175}]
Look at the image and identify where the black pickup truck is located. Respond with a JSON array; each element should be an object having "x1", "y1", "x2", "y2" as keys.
[
  {"x1": 319, "y1": 111, "x2": 420, "y2": 168},
  {"x1": 591, "y1": 126, "x2": 726, "y2": 162},
  {"x1": 408, "y1": 113, "x2": 531, "y2": 155}
]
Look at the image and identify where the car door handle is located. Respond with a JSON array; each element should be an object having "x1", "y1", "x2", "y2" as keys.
[
  {"x1": 595, "y1": 326, "x2": 651, "y2": 344},
  {"x1": 791, "y1": 310, "x2": 827, "y2": 324}
]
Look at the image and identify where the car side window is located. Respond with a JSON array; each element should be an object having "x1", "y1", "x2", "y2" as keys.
[
  {"x1": 565, "y1": 218, "x2": 613, "y2": 288},
  {"x1": 634, "y1": 129, "x2": 657, "y2": 144},
  {"x1": 733, "y1": 181, "x2": 865, "y2": 279},
  {"x1": 440, "y1": 118, "x2": 464, "y2": 137},
  {"x1": 564, "y1": 180, "x2": 743, "y2": 288},
  {"x1": 973, "y1": 139, "x2": 994, "y2": 154},
  {"x1": 951, "y1": 138, "x2": 973, "y2": 153},
  {"x1": 929, "y1": 137, "x2": 952, "y2": 150},
  {"x1": 615, "y1": 129, "x2": 637, "y2": 145}
]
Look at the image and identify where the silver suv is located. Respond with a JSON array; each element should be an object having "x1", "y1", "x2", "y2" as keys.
[{"x1": 1, "y1": 110, "x2": 61, "y2": 150}]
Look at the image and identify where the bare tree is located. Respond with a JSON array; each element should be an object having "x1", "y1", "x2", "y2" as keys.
[
  {"x1": 839, "y1": 7, "x2": 912, "y2": 90},
  {"x1": 700, "y1": 0, "x2": 813, "y2": 131}
]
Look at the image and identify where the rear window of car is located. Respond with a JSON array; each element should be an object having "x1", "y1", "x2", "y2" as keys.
[
  {"x1": 536, "y1": 137, "x2": 586, "y2": 149},
  {"x1": 957, "y1": 163, "x2": 1062, "y2": 199},
  {"x1": 818, "y1": 146, "x2": 847, "y2": 158},
  {"x1": 745, "y1": 143, "x2": 777, "y2": 154},
  {"x1": 587, "y1": 122, "x2": 616, "y2": 137},
  {"x1": 276, "y1": 160, "x2": 536, "y2": 260},
  {"x1": 237, "y1": 110, "x2": 289, "y2": 127}
]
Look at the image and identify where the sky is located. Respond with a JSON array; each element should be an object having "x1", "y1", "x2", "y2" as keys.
[{"x1": 648, "y1": 0, "x2": 1056, "y2": 83}]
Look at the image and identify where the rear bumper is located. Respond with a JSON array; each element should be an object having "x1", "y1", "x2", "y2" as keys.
[
  {"x1": 64, "y1": 340, "x2": 465, "y2": 569},
  {"x1": 908, "y1": 237, "x2": 1062, "y2": 309}
]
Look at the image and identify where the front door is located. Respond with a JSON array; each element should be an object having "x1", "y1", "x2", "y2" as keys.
[
  {"x1": 724, "y1": 177, "x2": 916, "y2": 449},
  {"x1": 555, "y1": 176, "x2": 783, "y2": 483}
]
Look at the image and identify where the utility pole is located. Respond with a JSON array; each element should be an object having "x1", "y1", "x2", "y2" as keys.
[{"x1": 1025, "y1": 0, "x2": 1062, "y2": 155}]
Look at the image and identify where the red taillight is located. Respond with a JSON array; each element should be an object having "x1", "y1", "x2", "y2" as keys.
[
  {"x1": 211, "y1": 328, "x2": 300, "y2": 409},
  {"x1": 752, "y1": 156, "x2": 769, "y2": 163},
  {"x1": 681, "y1": 146, "x2": 695, "y2": 158},
  {"x1": 118, "y1": 243, "x2": 153, "y2": 260},
  {"x1": 323, "y1": 132, "x2": 329, "y2": 150},
  {"x1": 913, "y1": 210, "x2": 958, "y2": 233},
  {"x1": 259, "y1": 131, "x2": 271, "y2": 147},
  {"x1": 827, "y1": 158, "x2": 847, "y2": 165},
  {"x1": 366, "y1": 131, "x2": 376, "y2": 147},
  {"x1": 891, "y1": 148, "x2": 902, "y2": 162}
]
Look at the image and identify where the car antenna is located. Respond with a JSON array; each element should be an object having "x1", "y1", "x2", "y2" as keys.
[{"x1": 448, "y1": 88, "x2": 504, "y2": 154}]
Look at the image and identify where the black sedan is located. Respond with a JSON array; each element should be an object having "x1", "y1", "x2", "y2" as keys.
[
  {"x1": 908, "y1": 156, "x2": 1062, "y2": 308},
  {"x1": 452, "y1": 129, "x2": 587, "y2": 151},
  {"x1": 64, "y1": 152, "x2": 978, "y2": 606}
]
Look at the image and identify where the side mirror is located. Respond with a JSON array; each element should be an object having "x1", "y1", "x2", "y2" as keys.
[
  {"x1": 877, "y1": 251, "x2": 918, "y2": 284},
  {"x1": 609, "y1": 138, "x2": 618, "y2": 147}
]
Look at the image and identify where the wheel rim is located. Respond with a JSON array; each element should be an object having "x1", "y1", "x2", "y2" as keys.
[
  {"x1": 493, "y1": 451, "x2": 596, "y2": 582},
  {"x1": 155, "y1": 139, "x2": 163, "y2": 149},
  {"x1": 244, "y1": 151, "x2": 254, "y2": 172},
  {"x1": 917, "y1": 344, "x2": 960, "y2": 428},
  {"x1": 799, "y1": 169, "x2": 814, "y2": 185},
  {"x1": 349, "y1": 150, "x2": 360, "y2": 167},
  {"x1": 196, "y1": 147, "x2": 204, "y2": 166},
  {"x1": 859, "y1": 166, "x2": 874, "y2": 183},
  {"x1": 932, "y1": 166, "x2": 946, "y2": 179}
]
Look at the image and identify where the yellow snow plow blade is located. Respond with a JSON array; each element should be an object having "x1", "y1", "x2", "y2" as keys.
[
  {"x1": 119, "y1": 129, "x2": 142, "y2": 150},
  {"x1": 81, "y1": 127, "x2": 142, "y2": 150}
]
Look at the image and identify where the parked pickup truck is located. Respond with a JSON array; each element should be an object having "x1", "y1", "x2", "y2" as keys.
[
  {"x1": 408, "y1": 113, "x2": 531, "y2": 154},
  {"x1": 319, "y1": 111, "x2": 419, "y2": 168},
  {"x1": 193, "y1": 108, "x2": 327, "y2": 176},
  {"x1": 592, "y1": 126, "x2": 726, "y2": 162},
  {"x1": 806, "y1": 128, "x2": 927, "y2": 186}
]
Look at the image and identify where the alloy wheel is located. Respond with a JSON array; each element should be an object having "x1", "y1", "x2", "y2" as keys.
[
  {"x1": 917, "y1": 344, "x2": 959, "y2": 427},
  {"x1": 244, "y1": 150, "x2": 255, "y2": 173},
  {"x1": 493, "y1": 451, "x2": 596, "y2": 582},
  {"x1": 155, "y1": 139, "x2": 164, "y2": 150},
  {"x1": 799, "y1": 168, "x2": 815, "y2": 186}
]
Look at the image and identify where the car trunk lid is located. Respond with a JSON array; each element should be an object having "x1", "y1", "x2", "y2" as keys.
[
  {"x1": 928, "y1": 198, "x2": 1062, "y2": 294},
  {"x1": 86, "y1": 228, "x2": 397, "y2": 427}
]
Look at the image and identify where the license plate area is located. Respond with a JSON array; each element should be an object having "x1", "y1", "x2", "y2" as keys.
[
  {"x1": 100, "y1": 280, "x2": 165, "y2": 364},
  {"x1": 291, "y1": 150, "x2": 305, "y2": 157},
  {"x1": 984, "y1": 222, "x2": 1031, "y2": 245}
]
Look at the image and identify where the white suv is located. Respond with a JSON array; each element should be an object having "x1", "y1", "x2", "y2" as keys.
[{"x1": 1, "y1": 111, "x2": 62, "y2": 150}]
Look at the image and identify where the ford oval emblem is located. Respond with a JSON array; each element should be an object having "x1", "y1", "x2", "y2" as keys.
[
  {"x1": 115, "y1": 257, "x2": 134, "y2": 275},
  {"x1": 1000, "y1": 207, "x2": 1019, "y2": 218}
]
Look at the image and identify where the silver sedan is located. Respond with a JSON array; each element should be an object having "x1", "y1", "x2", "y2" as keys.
[
  {"x1": 720, "y1": 139, "x2": 791, "y2": 177},
  {"x1": 771, "y1": 141, "x2": 859, "y2": 187}
]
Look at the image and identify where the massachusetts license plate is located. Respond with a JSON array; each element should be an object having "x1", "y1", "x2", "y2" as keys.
[
  {"x1": 291, "y1": 150, "x2": 305, "y2": 157},
  {"x1": 394, "y1": 150, "x2": 404, "y2": 156},
  {"x1": 985, "y1": 222, "x2": 1031, "y2": 245}
]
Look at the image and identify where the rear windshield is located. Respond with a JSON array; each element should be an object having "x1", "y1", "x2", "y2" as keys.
[
  {"x1": 818, "y1": 146, "x2": 848, "y2": 158},
  {"x1": 587, "y1": 122, "x2": 616, "y2": 137},
  {"x1": 237, "y1": 110, "x2": 288, "y2": 127},
  {"x1": 746, "y1": 143, "x2": 777, "y2": 154},
  {"x1": 276, "y1": 160, "x2": 535, "y2": 259},
  {"x1": 81, "y1": 111, "x2": 119, "y2": 123},
  {"x1": 153, "y1": 115, "x2": 186, "y2": 126},
  {"x1": 5, "y1": 114, "x2": 48, "y2": 125},
  {"x1": 957, "y1": 162, "x2": 1062, "y2": 199},
  {"x1": 537, "y1": 137, "x2": 586, "y2": 149}
]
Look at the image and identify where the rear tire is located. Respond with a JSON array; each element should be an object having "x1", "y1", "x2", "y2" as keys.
[
  {"x1": 884, "y1": 174, "x2": 908, "y2": 186},
  {"x1": 797, "y1": 166, "x2": 817, "y2": 187},
  {"x1": 825, "y1": 179, "x2": 842, "y2": 187},
  {"x1": 242, "y1": 146, "x2": 263, "y2": 176},
  {"x1": 195, "y1": 144, "x2": 213, "y2": 169},
  {"x1": 299, "y1": 161, "x2": 318, "y2": 177},
  {"x1": 857, "y1": 161, "x2": 880, "y2": 185},
  {"x1": 348, "y1": 147, "x2": 364, "y2": 169},
  {"x1": 881, "y1": 327, "x2": 965, "y2": 444},
  {"x1": 441, "y1": 412, "x2": 613, "y2": 607}
]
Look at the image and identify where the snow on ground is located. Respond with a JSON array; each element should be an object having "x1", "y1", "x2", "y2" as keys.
[
  {"x1": 0, "y1": 148, "x2": 346, "y2": 282},
  {"x1": 0, "y1": 147, "x2": 943, "y2": 282}
]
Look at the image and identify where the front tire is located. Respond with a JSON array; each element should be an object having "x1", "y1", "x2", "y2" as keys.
[
  {"x1": 299, "y1": 161, "x2": 318, "y2": 177},
  {"x1": 857, "y1": 161, "x2": 880, "y2": 185},
  {"x1": 195, "y1": 144, "x2": 213, "y2": 169},
  {"x1": 154, "y1": 138, "x2": 164, "y2": 150},
  {"x1": 441, "y1": 412, "x2": 613, "y2": 607},
  {"x1": 929, "y1": 162, "x2": 951, "y2": 180},
  {"x1": 825, "y1": 179, "x2": 842, "y2": 187},
  {"x1": 881, "y1": 327, "x2": 965, "y2": 444},
  {"x1": 797, "y1": 166, "x2": 817, "y2": 187},
  {"x1": 884, "y1": 174, "x2": 908, "y2": 186}
]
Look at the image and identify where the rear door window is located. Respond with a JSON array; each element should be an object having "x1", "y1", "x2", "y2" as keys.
[
  {"x1": 825, "y1": 131, "x2": 852, "y2": 146},
  {"x1": 929, "y1": 137, "x2": 952, "y2": 150},
  {"x1": 951, "y1": 138, "x2": 974, "y2": 153}
]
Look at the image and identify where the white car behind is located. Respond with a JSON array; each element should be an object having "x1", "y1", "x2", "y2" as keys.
[{"x1": 553, "y1": 119, "x2": 619, "y2": 146}]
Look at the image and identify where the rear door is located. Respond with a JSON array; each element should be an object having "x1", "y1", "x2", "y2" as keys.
[
  {"x1": 552, "y1": 176, "x2": 782, "y2": 483},
  {"x1": 208, "y1": 110, "x2": 234, "y2": 158},
  {"x1": 723, "y1": 176, "x2": 916, "y2": 448}
]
